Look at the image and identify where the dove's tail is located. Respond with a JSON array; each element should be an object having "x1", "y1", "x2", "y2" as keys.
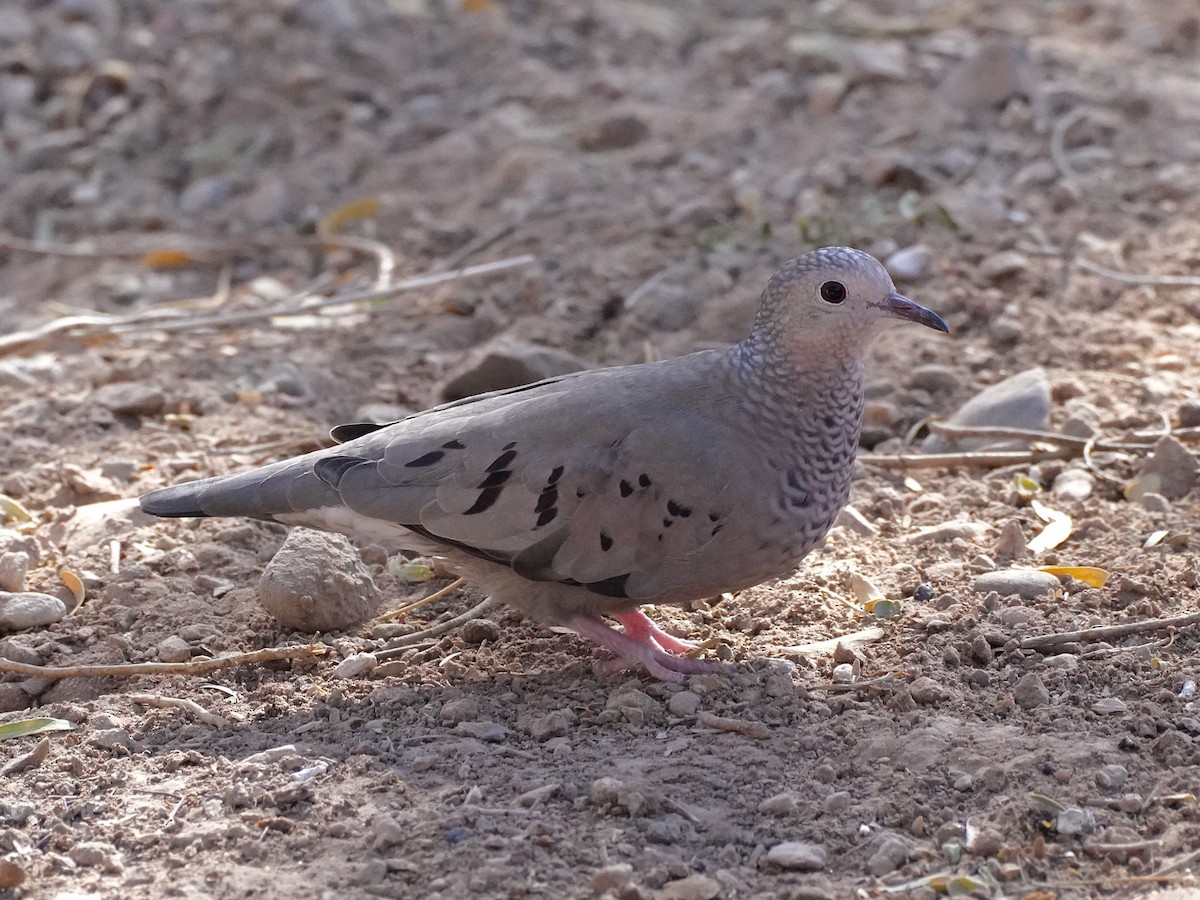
[{"x1": 138, "y1": 451, "x2": 339, "y2": 520}]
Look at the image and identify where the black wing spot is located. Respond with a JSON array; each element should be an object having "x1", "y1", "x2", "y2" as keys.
[
  {"x1": 823, "y1": 414, "x2": 836, "y2": 429},
  {"x1": 787, "y1": 470, "x2": 804, "y2": 491},
  {"x1": 790, "y1": 493, "x2": 812, "y2": 509},
  {"x1": 535, "y1": 486, "x2": 558, "y2": 513},
  {"x1": 404, "y1": 450, "x2": 446, "y2": 468},
  {"x1": 662, "y1": 518, "x2": 673, "y2": 528},
  {"x1": 638, "y1": 473, "x2": 652, "y2": 488},
  {"x1": 708, "y1": 512, "x2": 721, "y2": 522},
  {"x1": 619, "y1": 479, "x2": 633, "y2": 497},
  {"x1": 576, "y1": 488, "x2": 587, "y2": 499},
  {"x1": 314, "y1": 455, "x2": 365, "y2": 487},
  {"x1": 579, "y1": 573, "x2": 631, "y2": 598},
  {"x1": 536, "y1": 507, "x2": 558, "y2": 527},
  {"x1": 464, "y1": 487, "x2": 503, "y2": 515},
  {"x1": 442, "y1": 439, "x2": 466, "y2": 450},
  {"x1": 599, "y1": 531, "x2": 613, "y2": 551},
  {"x1": 666, "y1": 500, "x2": 691, "y2": 517},
  {"x1": 487, "y1": 449, "x2": 517, "y2": 472},
  {"x1": 330, "y1": 422, "x2": 386, "y2": 443},
  {"x1": 503, "y1": 441, "x2": 517, "y2": 451},
  {"x1": 711, "y1": 524, "x2": 724, "y2": 536},
  {"x1": 478, "y1": 470, "x2": 512, "y2": 489},
  {"x1": 548, "y1": 465, "x2": 564, "y2": 485}
]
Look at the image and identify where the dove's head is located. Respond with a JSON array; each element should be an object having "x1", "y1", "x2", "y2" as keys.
[{"x1": 751, "y1": 246, "x2": 948, "y2": 360}]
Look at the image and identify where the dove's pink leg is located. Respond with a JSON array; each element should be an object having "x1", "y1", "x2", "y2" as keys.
[
  {"x1": 612, "y1": 609, "x2": 697, "y2": 654},
  {"x1": 567, "y1": 613, "x2": 722, "y2": 682}
]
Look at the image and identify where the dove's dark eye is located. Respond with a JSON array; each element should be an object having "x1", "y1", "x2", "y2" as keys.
[{"x1": 820, "y1": 281, "x2": 847, "y2": 304}]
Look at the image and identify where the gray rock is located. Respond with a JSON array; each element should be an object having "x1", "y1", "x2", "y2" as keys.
[
  {"x1": 0, "y1": 593, "x2": 68, "y2": 633},
  {"x1": 628, "y1": 282, "x2": 702, "y2": 332},
  {"x1": 766, "y1": 840, "x2": 827, "y2": 871},
  {"x1": 909, "y1": 676, "x2": 946, "y2": 705},
  {"x1": 459, "y1": 618, "x2": 500, "y2": 645},
  {"x1": 438, "y1": 340, "x2": 588, "y2": 402},
  {"x1": 91, "y1": 382, "x2": 165, "y2": 417},
  {"x1": 908, "y1": 364, "x2": 960, "y2": 394},
  {"x1": 1178, "y1": 398, "x2": 1200, "y2": 429},
  {"x1": 0, "y1": 682, "x2": 30, "y2": 713},
  {"x1": 0, "y1": 638, "x2": 39, "y2": 666},
  {"x1": 156, "y1": 635, "x2": 191, "y2": 663},
  {"x1": 1135, "y1": 435, "x2": 1197, "y2": 500},
  {"x1": 978, "y1": 250, "x2": 1029, "y2": 283},
  {"x1": 1013, "y1": 673, "x2": 1050, "y2": 709},
  {"x1": 942, "y1": 41, "x2": 1031, "y2": 110},
  {"x1": 0, "y1": 551, "x2": 29, "y2": 592},
  {"x1": 577, "y1": 113, "x2": 649, "y2": 151},
  {"x1": 923, "y1": 368, "x2": 1050, "y2": 452},
  {"x1": 69, "y1": 842, "x2": 124, "y2": 873},
  {"x1": 886, "y1": 244, "x2": 933, "y2": 281},
  {"x1": 333, "y1": 652, "x2": 377, "y2": 678},
  {"x1": 1055, "y1": 806, "x2": 1095, "y2": 836},
  {"x1": 1052, "y1": 468, "x2": 1094, "y2": 502},
  {"x1": 0, "y1": 8, "x2": 36, "y2": 44},
  {"x1": 757, "y1": 791, "x2": 798, "y2": 816},
  {"x1": 866, "y1": 832, "x2": 910, "y2": 876},
  {"x1": 179, "y1": 176, "x2": 233, "y2": 215},
  {"x1": 440, "y1": 697, "x2": 480, "y2": 724},
  {"x1": 974, "y1": 568, "x2": 1060, "y2": 601},
  {"x1": 667, "y1": 690, "x2": 701, "y2": 717},
  {"x1": 43, "y1": 23, "x2": 102, "y2": 75},
  {"x1": 258, "y1": 529, "x2": 381, "y2": 631},
  {"x1": 1096, "y1": 764, "x2": 1128, "y2": 791}
]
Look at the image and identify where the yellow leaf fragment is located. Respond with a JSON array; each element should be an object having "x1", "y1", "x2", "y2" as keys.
[
  {"x1": 0, "y1": 717, "x2": 75, "y2": 742},
  {"x1": 1038, "y1": 566, "x2": 1108, "y2": 588},
  {"x1": 60, "y1": 569, "x2": 86, "y2": 611},
  {"x1": 461, "y1": 0, "x2": 497, "y2": 10},
  {"x1": 1028, "y1": 498, "x2": 1071, "y2": 553},
  {"x1": 0, "y1": 495, "x2": 32, "y2": 523},
  {"x1": 319, "y1": 197, "x2": 381, "y2": 236},
  {"x1": 139, "y1": 249, "x2": 199, "y2": 268}
]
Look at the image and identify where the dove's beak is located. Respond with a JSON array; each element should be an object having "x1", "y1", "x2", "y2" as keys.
[{"x1": 884, "y1": 292, "x2": 949, "y2": 333}]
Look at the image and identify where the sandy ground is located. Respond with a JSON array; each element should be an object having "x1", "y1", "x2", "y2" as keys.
[{"x1": 1, "y1": 1, "x2": 1199, "y2": 898}]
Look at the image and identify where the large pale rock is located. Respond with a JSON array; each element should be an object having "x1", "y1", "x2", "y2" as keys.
[{"x1": 258, "y1": 529, "x2": 381, "y2": 631}]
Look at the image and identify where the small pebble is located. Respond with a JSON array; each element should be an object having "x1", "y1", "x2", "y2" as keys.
[
  {"x1": 831, "y1": 663, "x2": 854, "y2": 683},
  {"x1": 1055, "y1": 806, "x2": 1095, "y2": 836},
  {"x1": 0, "y1": 551, "x2": 29, "y2": 592},
  {"x1": 866, "y1": 832, "x2": 910, "y2": 876},
  {"x1": 591, "y1": 863, "x2": 633, "y2": 894},
  {"x1": 757, "y1": 791, "x2": 798, "y2": 816},
  {"x1": 766, "y1": 840, "x2": 827, "y2": 872},
  {"x1": 1042, "y1": 653, "x2": 1079, "y2": 670},
  {"x1": 1013, "y1": 673, "x2": 1050, "y2": 709},
  {"x1": 459, "y1": 618, "x2": 500, "y2": 645},
  {"x1": 1135, "y1": 436, "x2": 1197, "y2": 499},
  {"x1": 156, "y1": 635, "x2": 191, "y2": 663},
  {"x1": 69, "y1": 842, "x2": 125, "y2": 873},
  {"x1": 370, "y1": 813, "x2": 405, "y2": 851},
  {"x1": 912, "y1": 582, "x2": 936, "y2": 602},
  {"x1": 577, "y1": 112, "x2": 649, "y2": 151},
  {"x1": 667, "y1": 690, "x2": 701, "y2": 717},
  {"x1": 444, "y1": 826, "x2": 474, "y2": 844},
  {"x1": 823, "y1": 791, "x2": 851, "y2": 814},
  {"x1": 974, "y1": 569, "x2": 1060, "y2": 601},
  {"x1": 978, "y1": 250, "x2": 1028, "y2": 283},
  {"x1": 333, "y1": 652, "x2": 377, "y2": 679},
  {"x1": 1095, "y1": 764, "x2": 1128, "y2": 791},
  {"x1": 527, "y1": 708, "x2": 574, "y2": 741},
  {"x1": 659, "y1": 873, "x2": 720, "y2": 900},
  {"x1": 440, "y1": 697, "x2": 479, "y2": 723},
  {"x1": 886, "y1": 244, "x2": 933, "y2": 281},
  {"x1": 909, "y1": 676, "x2": 945, "y2": 705},
  {"x1": 91, "y1": 382, "x2": 165, "y2": 417}
]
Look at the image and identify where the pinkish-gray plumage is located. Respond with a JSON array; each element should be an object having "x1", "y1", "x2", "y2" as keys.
[{"x1": 140, "y1": 247, "x2": 948, "y2": 680}]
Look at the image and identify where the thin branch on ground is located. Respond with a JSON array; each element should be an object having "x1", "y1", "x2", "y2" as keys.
[
  {"x1": 0, "y1": 254, "x2": 536, "y2": 355},
  {"x1": 375, "y1": 596, "x2": 499, "y2": 657},
  {"x1": 1020, "y1": 610, "x2": 1200, "y2": 652},
  {"x1": 860, "y1": 447, "x2": 1079, "y2": 469},
  {"x1": 0, "y1": 644, "x2": 326, "y2": 680},
  {"x1": 925, "y1": 422, "x2": 1158, "y2": 452},
  {"x1": 127, "y1": 693, "x2": 229, "y2": 728},
  {"x1": 1049, "y1": 107, "x2": 1092, "y2": 194},
  {"x1": 1076, "y1": 257, "x2": 1200, "y2": 289},
  {"x1": 375, "y1": 577, "x2": 466, "y2": 623}
]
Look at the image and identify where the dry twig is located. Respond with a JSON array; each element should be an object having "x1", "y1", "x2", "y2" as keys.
[
  {"x1": 375, "y1": 577, "x2": 466, "y2": 623},
  {"x1": 1020, "y1": 610, "x2": 1200, "y2": 652},
  {"x1": 0, "y1": 645, "x2": 325, "y2": 680},
  {"x1": 128, "y1": 693, "x2": 230, "y2": 728},
  {"x1": 860, "y1": 447, "x2": 1079, "y2": 470},
  {"x1": 375, "y1": 596, "x2": 500, "y2": 657}
]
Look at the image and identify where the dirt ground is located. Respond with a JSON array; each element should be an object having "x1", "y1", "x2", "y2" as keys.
[{"x1": 1, "y1": 0, "x2": 1199, "y2": 897}]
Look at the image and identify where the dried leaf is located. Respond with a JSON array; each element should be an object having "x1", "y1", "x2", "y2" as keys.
[
  {"x1": 0, "y1": 494, "x2": 32, "y2": 523},
  {"x1": 903, "y1": 476, "x2": 923, "y2": 492},
  {"x1": 1123, "y1": 472, "x2": 1161, "y2": 502},
  {"x1": 0, "y1": 717, "x2": 75, "y2": 742},
  {"x1": 1013, "y1": 473, "x2": 1041, "y2": 500},
  {"x1": 1028, "y1": 499, "x2": 1072, "y2": 553},
  {"x1": 319, "y1": 197, "x2": 381, "y2": 235},
  {"x1": 139, "y1": 249, "x2": 200, "y2": 268},
  {"x1": 1143, "y1": 529, "x2": 1169, "y2": 549},
  {"x1": 1037, "y1": 566, "x2": 1108, "y2": 588},
  {"x1": 388, "y1": 560, "x2": 434, "y2": 584},
  {"x1": 60, "y1": 569, "x2": 86, "y2": 611},
  {"x1": 848, "y1": 572, "x2": 885, "y2": 605}
]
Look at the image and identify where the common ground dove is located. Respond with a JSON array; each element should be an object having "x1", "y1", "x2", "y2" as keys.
[{"x1": 140, "y1": 247, "x2": 948, "y2": 680}]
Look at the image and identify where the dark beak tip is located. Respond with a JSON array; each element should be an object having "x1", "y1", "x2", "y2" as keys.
[{"x1": 887, "y1": 293, "x2": 950, "y2": 335}]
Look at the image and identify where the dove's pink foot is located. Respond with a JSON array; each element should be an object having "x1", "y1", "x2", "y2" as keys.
[
  {"x1": 612, "y1": 609, "x2": 698, "y2": 654},
  {"x1": 567, "y1": 612, "x2": 722, "y2": 683}
]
